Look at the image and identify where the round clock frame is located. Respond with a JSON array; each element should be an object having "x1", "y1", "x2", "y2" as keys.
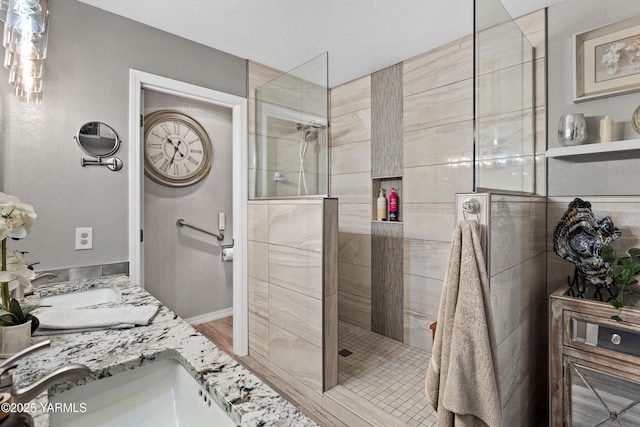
[{"x1": 143, "y1": 110, "x2": 212, "y2": 187}]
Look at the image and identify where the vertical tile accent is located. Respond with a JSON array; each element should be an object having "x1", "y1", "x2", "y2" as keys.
[
  {"x1": 371, "y1": 63, "x2": 403, "y2": 178},
  {"x1": 323, "y1": 198, "x2": 339, "y2": 391},
  {"x1": 371, "y1": 222, "x2": 404, "y2": 341}
]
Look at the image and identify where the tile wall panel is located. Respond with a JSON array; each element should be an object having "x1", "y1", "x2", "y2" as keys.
[
  {"x1": 403, "y1": 120, "x2": 473, "y2": 168},
  {"x1": 403, "y1": 36, "x2": 473, "y2": 97},
  {"x1": 330, "y1": 76, "x2": 374, "y2": 330},
  {"x1": 269, "y1": 284, "x2": 323, "y2": 347},
  {"x1": 371, "y1": 63, "x2": 403, "y2": 178},
  {"x1": 489, "y1": 194, "x2": 547, "y2": 427},
  {"x1": 269, "y1": 244, "x2": 323, "y2": 300},
  {"x1": 269, "y1": 323, "x2": 323, "y2": 392},
  {"x1": 330, "y1": 109, "x2": 371, "y2": 147},
  {"x1": 403, "y1": 79, "x2": 473, "y2": 133},
  {"x1": 330, "y1": 76, "x2": 371, "y2": 118},
  {"x1": 371, "y1": 222, "x2": 404, "y2": 341}
]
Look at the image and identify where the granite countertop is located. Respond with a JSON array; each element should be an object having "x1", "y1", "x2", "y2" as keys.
[{"x1": 11, "y1": 274, "x2": 316, "y2": 427}]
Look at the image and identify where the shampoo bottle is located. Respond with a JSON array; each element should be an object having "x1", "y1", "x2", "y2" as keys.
[
  {"x1": 376, "y1": 188, "x2": 387, "y2": 221},
  {"x1": 389, "y1": 188, "x2": 399, "y2": 221}
]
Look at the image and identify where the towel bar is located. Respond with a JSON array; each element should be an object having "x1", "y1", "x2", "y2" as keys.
[{"x1": 176, "y1": 218, "x2": 224, "y2": 241}]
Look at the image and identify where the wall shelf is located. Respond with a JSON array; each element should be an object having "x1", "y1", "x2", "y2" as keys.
[
  {"x1": 545, "y1": 138, "x2": 640, "y2": 158},
  {"x1": 372, "y1": 177, "x2": 402, "y2": 222}
]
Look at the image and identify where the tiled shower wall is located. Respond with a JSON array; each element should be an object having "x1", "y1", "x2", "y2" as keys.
[
  {"x1": 490, "y1": 194, "x2": 547, "y2": 426},
  {"x1": 330, "y1": 9, "x2": 547, "y2": 353},
  {"x1": 247, "y1": 198, "x2": 338, "y2": 394}
]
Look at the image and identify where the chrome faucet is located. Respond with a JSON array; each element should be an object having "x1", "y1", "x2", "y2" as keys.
[{"x1": 0, "y1": 340, "x2": 91, "y2": 403}]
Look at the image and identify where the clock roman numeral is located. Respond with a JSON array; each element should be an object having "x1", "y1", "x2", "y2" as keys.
[
  {"x1": 173, "y1": 163, "x2": 180, "y2": 176},
  {"x1": 159, "y1": 159, "x2": 170, "y2": 172},
  {"x1": 151, "y1": 131, "x2": 164, "y2": 140},
  {"x1": 160, "y1": 123, "x2": 171, "y2": 136},
  {"x1": 147, "y1": 143, "x2": 162, "y2": 149},
  {"x1": 187, "y1": 138, "x2": 200, "y2": 145},
  {"x1": 191, "y1": 149, "x2": 202, "y2": 154},
  {"x1": 150, "y1": 152, "x2": 164, "y2": 163},
  {"x1": 184, "y1": 128, "x2": 192, "y2": 139},
  {"x1": 173, "y1": 122, "x2": 180, "y2": 134},
  {"x1": 184, "y1": 163, "x2": 191, "y2": 174},
  {"x1": 187, "y1": 156, "x2": 199, "y2": 166}
]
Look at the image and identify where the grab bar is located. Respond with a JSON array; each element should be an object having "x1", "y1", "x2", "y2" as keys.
[{"x1": 176, "y1": 218, "x2": 224, "y2": 241}]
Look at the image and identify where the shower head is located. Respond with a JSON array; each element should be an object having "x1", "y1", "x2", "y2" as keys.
[
  {"x1": 297, "y1": 121, "x2": 325, "y2": 143},
  {"x1": 304, "y1": 129, "x2": 318, "y2": 143}
]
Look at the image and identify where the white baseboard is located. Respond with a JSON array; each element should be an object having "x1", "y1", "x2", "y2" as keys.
[{"x1": 185, "y1": 307, "x2": 233, "y2": 325}]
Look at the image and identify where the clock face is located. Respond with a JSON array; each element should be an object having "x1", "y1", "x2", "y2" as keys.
[{"x1": 143, "y1": 110, "x2": 212, "y2": 186}]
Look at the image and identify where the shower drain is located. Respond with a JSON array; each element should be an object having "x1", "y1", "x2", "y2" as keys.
[{"x1": 338, "y1": 348, "x2": 353, "y2": 357}]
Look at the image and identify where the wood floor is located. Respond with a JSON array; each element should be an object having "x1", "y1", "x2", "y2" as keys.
[{"x1": 194, "y1": 316, "x2": 233, "y2": 356}]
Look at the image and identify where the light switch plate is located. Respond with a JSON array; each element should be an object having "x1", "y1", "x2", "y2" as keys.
[{"x1": 218, "y1": 212, "x2": 226, "y2": 231}]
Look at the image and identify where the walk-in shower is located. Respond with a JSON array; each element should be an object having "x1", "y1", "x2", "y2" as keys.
[{"x1": 252, "y1": 53, "x2": 328, "y2": 198}]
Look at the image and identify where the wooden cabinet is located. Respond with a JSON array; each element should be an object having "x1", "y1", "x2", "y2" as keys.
[{"x1": 550, "y1": 288, "x2": 640, "y2": 426}]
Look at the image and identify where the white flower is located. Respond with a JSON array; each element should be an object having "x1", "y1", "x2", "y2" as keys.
[
  {"x1": 0, "y1": 192, "x2": 37, "y2": 240},
  {"x1": 602, "y1": 42, "x2": 627, "y2": 65},
  {"x1": 0, "y1": 249, "x2": 34, "y2": 292}
]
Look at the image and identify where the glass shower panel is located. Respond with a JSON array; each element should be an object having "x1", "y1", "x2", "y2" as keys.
[
  {"x1": 474, "y1": 0, "x2": 535, "y2": 193},
  {"x1": 253, "y1": 53, "x2": 328, "y2": 198}
]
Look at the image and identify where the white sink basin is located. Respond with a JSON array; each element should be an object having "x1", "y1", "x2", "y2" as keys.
[
  {"x1": 39, "y1": 288, "x2": 120, "y2": 309},
  {"x1": 49, "y1": 358, "x2": 237, "y2": 427}
]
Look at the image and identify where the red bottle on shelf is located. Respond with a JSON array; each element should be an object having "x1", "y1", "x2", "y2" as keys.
[{"x1": 389, "y1": 188, "x2": 399, "y2": 221}]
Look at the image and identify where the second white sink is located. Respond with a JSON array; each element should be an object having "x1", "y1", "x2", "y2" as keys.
[{"x1": 39, "y1": 288, "x2": 120, "y2": 309}]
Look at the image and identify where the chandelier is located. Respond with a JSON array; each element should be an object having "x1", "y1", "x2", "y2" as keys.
[{"x1": 1, "y1": 0, "x2": 50, "y2": 104}]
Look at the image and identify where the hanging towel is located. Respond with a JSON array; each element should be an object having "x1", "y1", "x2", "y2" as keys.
[
  {"x1": 425, "y1": 220, "x2": 502, "y2": 427},
  {"x1": 34, "y1": 305, "x2": 159, "y2": 334}
]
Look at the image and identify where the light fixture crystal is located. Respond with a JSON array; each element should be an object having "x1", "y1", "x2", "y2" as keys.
[{"x1": 2, "y1": 0, "x2": 48, "y2": 103}]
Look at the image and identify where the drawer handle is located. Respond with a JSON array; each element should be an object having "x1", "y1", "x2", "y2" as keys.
[{"x1": 611, "y1": 333, "x2": 622, "y2": 345}]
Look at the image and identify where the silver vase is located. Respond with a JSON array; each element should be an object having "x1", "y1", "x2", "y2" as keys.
[{"x1": 558, "y1": 113, "x2": 587, "y2": 146}]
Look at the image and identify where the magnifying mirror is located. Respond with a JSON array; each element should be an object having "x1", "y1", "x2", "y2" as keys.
[{"x1": 74, "y1": 122, "x2": 123, "y2": 171}]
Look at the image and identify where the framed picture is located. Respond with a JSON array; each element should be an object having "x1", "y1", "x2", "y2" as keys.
[{"x1": 575, "y1": 15, "x2": 640, "y2": 102}]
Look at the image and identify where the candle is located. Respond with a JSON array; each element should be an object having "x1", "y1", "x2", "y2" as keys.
[{"x1": 600, "y1": 116, "x2": 613, "y2": 143}]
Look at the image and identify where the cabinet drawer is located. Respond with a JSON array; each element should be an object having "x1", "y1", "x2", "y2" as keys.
[{"x1": 563, "y1": 310, "x2": 640, "y2": 362}]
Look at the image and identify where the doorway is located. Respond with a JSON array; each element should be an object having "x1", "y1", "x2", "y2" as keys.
[
  {"x1": 143, "y1": 90, "x2": 233, "y2": 324},
  {"x1": 128, "y1": 70, "x2": 248, "y2": 356}
]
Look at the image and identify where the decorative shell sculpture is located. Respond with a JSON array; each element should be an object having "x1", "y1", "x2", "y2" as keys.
[{"x1": 553, "y1": 198, "x2": 621, "y2": 287}]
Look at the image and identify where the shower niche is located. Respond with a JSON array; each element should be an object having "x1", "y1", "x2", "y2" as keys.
[{"x1": 252, "y1": 53, "x2": 329, "y2": 198}]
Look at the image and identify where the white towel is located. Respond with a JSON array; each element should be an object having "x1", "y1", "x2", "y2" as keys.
[
  {"x1": 425, "y1": 220, "x2": 502, "y2": 427},
  {"x1": 35, "y1": 305, "x2": 159, "y2": 333}
]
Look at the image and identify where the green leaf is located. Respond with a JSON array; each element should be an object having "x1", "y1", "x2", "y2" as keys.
[
  {"x1": 24, "y1": 314, "x2": 39, "y2": 334},
  {"x1": 17, "y1": 304, "x2": 42, "y2": 316},
  {"x1": 602, "y1": 245, "x2": 616, "y2": 263},
  {"x1": 629, "y1": 248, "x2": 640, "y2": 257},
  {"x1": 9, "y1": 299, "x2": 24, "y2": 322},
  {"x1": 611, "y1": 300, "x2": 624, "y2": 309},
  {"x1": 0, "y1": 311, "x2": 17, "y2": 326},
  {"x1": 611, "y1": 315, "x2": 623, "y2": 322}
]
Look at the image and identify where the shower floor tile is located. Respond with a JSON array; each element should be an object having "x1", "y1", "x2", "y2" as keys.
[{"x1": 338, "y1": 321, "x2": 436, "y2": 426}]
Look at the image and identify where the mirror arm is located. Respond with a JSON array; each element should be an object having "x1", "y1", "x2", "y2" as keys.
[{"x1": 80, "y1": 157, "x2": 123, "y2": 171}]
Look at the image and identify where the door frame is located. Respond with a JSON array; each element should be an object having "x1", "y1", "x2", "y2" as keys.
[{"x1": 128, "y1": 69, "x2": 248, "y2": 356}]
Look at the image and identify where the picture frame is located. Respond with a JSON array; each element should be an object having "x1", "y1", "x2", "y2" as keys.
[{"x1": 574, "y1": 15, "x2": 640, "y2": 102}]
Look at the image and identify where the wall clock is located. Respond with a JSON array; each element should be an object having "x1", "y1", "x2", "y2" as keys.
[{"x1": 143, "y1": 110, "x2": 212, "y2": 187}]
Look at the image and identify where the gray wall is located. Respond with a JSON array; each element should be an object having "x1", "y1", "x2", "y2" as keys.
[
  {"x1": 0, "y1": 0, "x2": 247, "y2": 271},
  {"x1": 548, "y1": 0, "x2": 640, "y2": 196}
]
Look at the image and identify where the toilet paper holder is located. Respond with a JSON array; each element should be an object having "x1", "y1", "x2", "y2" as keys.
[{"x1": 222, "y1": 241, "x2": 234, "y2": 262}]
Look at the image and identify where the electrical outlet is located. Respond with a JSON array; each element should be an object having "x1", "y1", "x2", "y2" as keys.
[{"x1": 75, "y1": 227, "x2": 93, "y2": 250}]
